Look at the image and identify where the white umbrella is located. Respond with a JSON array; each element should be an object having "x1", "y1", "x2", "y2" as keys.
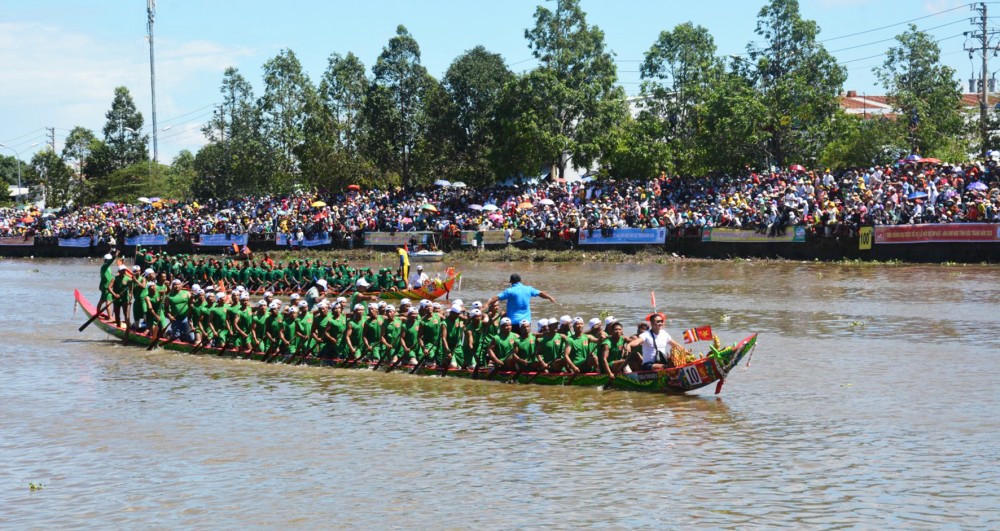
[
  {"x1": 482, "y1": 204, "x2": 500, "y2": 211},
  {"x1": 434, "y1": 179, "x2": 451, "y2": 187},
  {"x1": 538, "y1": 198, "x2": 555, "y2": 206},
  {"x1": 469, "y1": 204, "x2": 484, "y2": 211},
  {"x1": 138, "y1": 197, "x2": 151, "y2": 204},
  {"x1": 451, "y1": 181, "x2": 467, "y2": 188}
]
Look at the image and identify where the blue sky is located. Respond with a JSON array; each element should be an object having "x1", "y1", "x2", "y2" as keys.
[{"x1": 0, "y1": 0, "x2": 979, "y2": 163}]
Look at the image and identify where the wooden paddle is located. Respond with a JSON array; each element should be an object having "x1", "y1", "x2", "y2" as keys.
[
  {"x1": 409, "y1": 347, "x2": 433, "y2": 374},
  {"x1": 79, "y1": 298, "x2": 111, "y2": 332}
]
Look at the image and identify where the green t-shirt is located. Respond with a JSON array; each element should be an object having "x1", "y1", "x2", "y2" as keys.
[
  {"x1": 383, "y1": 317, "x2": 403, "y2": 349},
  {"x1": 166, "y1": 290, "x2": 190, "y2": 318},
  {"x1": 565, "y1": 333, "x2": 594, "y2": 365},
  {"x1": 516, "y1": 335, "x2": 536, "y2": 361},
  {"x1": 420, "y1": 314, "x2": 444, "y2": 347},
  {"x1": 401, "y1": 319, "x2": 420, "y2": 350},
  {"x1": 537, "y1": 334, "x2": 565, "y2": 364},
  {"x1": 601, "y1": 336, "x2": 627, "y2": 362},
  {"x1": 491, "y1": 332, "x2": 518, "y2": 360}
]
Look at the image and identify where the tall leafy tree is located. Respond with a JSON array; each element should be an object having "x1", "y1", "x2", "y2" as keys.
[
  {"x1": 30, "y1": 149, "x2": 75, "y2": 207},
  {"x1": 698, "y1": 69, "x2": 769, "y2": 173},
  {"x1": 200, "y1": 67, "x2": 271, "y2": 196},
  {"x1": 300, "y1": 52, "x2": 373, "y2": 189},
  {"x1": 494, "y1": 0, "x2": 627, "y2": 180},
  {"x1": 746, "y1": 0, "x2": 845, "y2": 167},
  {"x1": 99, "y1": 86, "x2": 148, "y2": 172},
  {"x1": 259, "y1": 49, "x2": 315, "y2": 179},
  {"x1": 874, "y1": 24, "x2": 963, "y2": 157},
  {"x1": 62, "y1": 126, "x2": 97, "y2": 175},
  {"x1": 440, "y1": 46, "x2": 513, "y2": 185},
  {"x1": 639, "y1": 22, "x2": 723, "y2": 174},
  {"x1": 363, "y1": 25, "x2": 434, "y2": 187}
]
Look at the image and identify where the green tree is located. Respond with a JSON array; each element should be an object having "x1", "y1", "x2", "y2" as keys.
[
  {"x1": 0, "y1": 154, "x2": 21, "y2": 186},
  {"x1": 30, "y1": 149, "x2": 76, "y2": 207},
  {"x1": 639, "y1": 22, "x2": 723, "y2": 174},
  {"x1": 698, "y1": 69, "x2": 769, "y2": 173},
  {"x1": 100, "y1": 86, "x2": 149, "y2": 171},
  {"x1": 259, "y1": 50, "x2": 315, "y2": 178},
  {"x1": 601, "y1": 113, "x2": 672, "y2": 179},
  {"x1": 62, "y1": 126, "x2": 97, "y2": 175},
  {"x1": 363, "y1": 25, "x2": 434, "y2": 188},
  {"x1": 440, "y1": 46, "x2": 514, "y2": 185},
  {"x1": 494, "y1": 0, "x2": 627, "y2": 180},
  {"x1": 201, "y1": 67, "x2": 272, "y2": 196},
  {"x1": 299, "y1": 52, "x2": 375, "y2": 189},
  {"x1": 746, "y1": 0, "x2": 846, "y2": 167},
  {"x1": 166, "y1": 149, "x2": 196, "y2": 199},
  {"x1": 819, "y1": 113, "x2": 905, "y2": 169},
  {"x1": 874, "y1": 24, "x2": 963, "y2": 157}
]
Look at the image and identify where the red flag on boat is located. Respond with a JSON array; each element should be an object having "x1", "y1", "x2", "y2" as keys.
[
  {"x1": 683, "y1": 325, "x2": 713, "y2": 344},
  {"x1": 650, "y1": 291, "x2": 656, "y2": 309}
]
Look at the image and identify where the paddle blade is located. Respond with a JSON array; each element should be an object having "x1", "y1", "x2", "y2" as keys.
[{"x1": 650, "y1": 291, "x2": 656, "y2": 310}]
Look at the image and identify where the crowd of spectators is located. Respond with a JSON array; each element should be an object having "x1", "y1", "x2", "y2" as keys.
[{"x1": 2, "y1": 156, "x2": 999, "y2": 245}]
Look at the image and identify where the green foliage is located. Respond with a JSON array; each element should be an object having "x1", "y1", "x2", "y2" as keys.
[
  {"x1": 100, "y1": 86, "x2": 149, "y2": 172},
  {"x1": 0, "y1": 154, "x2": 21, "y2": 186},
  {"x1": 363, "y1": 25, "x2": 435, "y2": 188},
  {"x1": 30, "y1": 149, "x2": 76, "y2": 207},
  {"x1": 260, "y1": 49, "x2": 315, "y2": 178},
  {"x1": 819, "y1": 114, "x2": 905, "y2": 169},
  {"x1": 698, "y1": 70, "x2": 769, "y2": 173},
  {"x1": 875, "y1": 24, "x2": 963, "y2": 157},
  {"x1": 747, "y1": 0, "x2": 846, "y2": 167},
  {"x1": 62, "y1": 126, "x2": 97, "y2": 171},
  {"x1": 493, "y1": 0, "x2": 628, "y2": 180}
]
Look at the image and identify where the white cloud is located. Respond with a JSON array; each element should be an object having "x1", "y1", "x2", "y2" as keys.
[{"x1": 0, "y1": 21, "x2": 252, "y2": 159}]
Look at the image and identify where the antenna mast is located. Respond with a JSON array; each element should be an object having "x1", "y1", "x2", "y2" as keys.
[{"x1": 147, "y1": 0, "x2": 158, "y2": 169}]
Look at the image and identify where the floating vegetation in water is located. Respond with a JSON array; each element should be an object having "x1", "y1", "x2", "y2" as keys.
[
  {"x1": 720, "y1": 314, "x2": 731, "y2": 323},
  {"x1": 849, "y1": 320, "x2": 866, "y2": 328},
  {"x1": 29, "y1": 482, "x2": 44, "y2": 491}
]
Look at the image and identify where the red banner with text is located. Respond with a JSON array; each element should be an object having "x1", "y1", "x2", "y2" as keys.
[{"x1": 874, "y1": 223, "x2": 1000, "y2": 244}]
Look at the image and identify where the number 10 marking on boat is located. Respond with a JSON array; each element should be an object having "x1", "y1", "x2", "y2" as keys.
[{"x1": 680, "y1": 366, "x2": 702, "y2": 385}]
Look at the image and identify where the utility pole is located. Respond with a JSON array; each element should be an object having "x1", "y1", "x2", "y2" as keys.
[
  {"x1": 147, "y1": 0, "x2": 159, "y2": 172},
  {"x1": 965, "y1": 3, "x2": 999, "y2": 156},
  {"x1": 46, "y1": 127, "x2": 56, "y2": 152}
]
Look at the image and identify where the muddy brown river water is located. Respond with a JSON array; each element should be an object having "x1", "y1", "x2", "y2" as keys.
[{"x1": 2, "y1": 258, "x2": 998, "y2": 528}]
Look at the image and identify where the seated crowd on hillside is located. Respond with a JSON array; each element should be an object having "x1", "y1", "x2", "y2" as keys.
[{"x1": 2, "y1": 157, "x2": 999, "y2": 243}]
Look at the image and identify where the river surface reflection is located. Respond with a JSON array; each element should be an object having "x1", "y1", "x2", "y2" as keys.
[{"x1": 2, "y1": 258, "x2": 997, "y2": 527}]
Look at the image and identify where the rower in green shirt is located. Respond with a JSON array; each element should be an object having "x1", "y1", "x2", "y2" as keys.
[
  {"x1": 486, "y1": 317, "x2": 519, "y2": 370},
  {"x1": 400, "y1": 308, "x2": 421, "y2": 365},
  {"x1": 560, "y1": 317, "x2": 598, "y2": 373}
]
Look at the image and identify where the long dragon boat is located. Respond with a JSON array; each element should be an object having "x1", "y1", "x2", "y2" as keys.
[
  {"x1": 74, "y1": 289, "x2": 757, "y2": 394},
  {"x1": 251, "y1": 268, "x2": 461, "y2": 301}
]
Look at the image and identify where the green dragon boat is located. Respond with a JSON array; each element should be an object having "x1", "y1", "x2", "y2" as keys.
[{"x1": 75, "y1": 289, "x2": 757, "y2": 394}]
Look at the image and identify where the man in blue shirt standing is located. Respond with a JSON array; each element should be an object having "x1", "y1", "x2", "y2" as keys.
[{"x1": 487, "y1": 273, "x2": 556, "y2": 325}]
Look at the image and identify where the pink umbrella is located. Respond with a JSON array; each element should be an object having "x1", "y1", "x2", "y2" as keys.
[{"x1": 789, "y1": 164, "x2": 806, "y2": 173}]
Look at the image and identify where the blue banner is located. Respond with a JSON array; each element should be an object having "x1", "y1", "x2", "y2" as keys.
[
  {"x1": 578, "y1": 227, "x2": 667, "y2": 245},
  {"x1": 58, "y1": 237, "x2": 93, "y2": 248},
  {"x1": 124, "y1": 234, "x2": 169, "y2": 246},
  {"x1": 196, "y1": 233, "x2": 248, "y2": 246},
  {"x1": 275, "y1": 233, "x2": 332, "y2": 247}
]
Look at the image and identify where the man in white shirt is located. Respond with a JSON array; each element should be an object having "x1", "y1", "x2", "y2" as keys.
[
  {"x1": 626, "y1": 312, "x2": 686, "y2": 371},
  {"x1": 408, "y1": 265, "x2": 429, "y2": 289}
]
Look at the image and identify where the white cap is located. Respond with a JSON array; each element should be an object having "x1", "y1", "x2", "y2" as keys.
[
  {"x1": 318, "y1": 301, "x2": 330, "y2": 309},
  {"x1": 171, "y1": 279, "x2": 182, "y2": 285},
  {"x1": 377, "y1": 300, "x2": 387, "y2": 308},
  {"x1": 148, "y1": 280, "x2": 157, "y2": 287},
  {"x1": 118, "y1": 265, "x2": 127, "y2": 271},
  {"x1": 449, "y1": 305, "x2": 462, "y2": 314},
  {"x1": 400, "y1": 298, "x2": 412, "y2": 306},
  {"x1": 419, "y1": 299, "x2": 430, "y2": 307},
  {"x1": 500, "y1": 317, "x2": 512, "y2": 325},
  {"x1": 336, "y1": 297, "x2": 347, "y2": 304},
  {"x1": 588, "y1": 318, "x2": 602, "y2": 328},
  {"x1": 520, "y1": 319, "x2": 531, "y2": 326},
  {"x1": 368, "y1": 302, "x2": 378, "y2": 309},
  {"x1": 386, "y1": 305, "x2": 396, "y2": 312},
  {"x1": 257, "y1": 300, "x2": 267, "y2": 307},
  {"x1": 472, "y1": 301, "x2": 482, "y2": 309},
  {"x1": 353, "y1": 303, "x2": 364, "y2": 311},
  {"x1": 285, "y1": 306, "x2": 296, "y2": 313},
  {"x1": 604, "y1": 316, "x2": 616, "y2": 326},
  {"x1": 297, "y1": 300, "x2": 308, "y2": 308},
  {"x1": 356, "y1": 278, "x2": 370, "y2": 288},
  {"x1": 417, "y1": 265, "x2": 423, "y2": 270},
  {"x1": 104, "y1": 253, "x2": 114, "y2": 260},
  {"x1": 408, "y1": 307, "x2": 419, "y2": 315},
  {"x1": 263, "y1": 291, "x2": 273, "y2": 297},
  {"x1": 192, "y1": 284, "x2": 202, "y2": 292},
  {"x1": 217, "y1": 291, "x2": 226, "y2": 299},
  {"x1": 452, "y1": 299, "x2": 463, "y2": 307},
  {"x1": 560, "y1": 315, "x2": 572, "y2": 324},
  {"x1": 206, "y1": 293, "x2": 217, "y2": 300},
  {"x1": 316, "y1": 279, "x2": 327, "y2": 289},
  {"x1": 236, "y1": 285, "x2": 246, "y2": 292},
  {"x1": 132, "y1": 265, "x2": 140, "y2": 271},
  {"x1": 470, "y1": 309, "x2": 482, "y2": 317},
  {"x1": 290, "y1": 293, "x2": 300, "y2": 300},
  {"x1": 195, "y1": 288, "x2": 204, "y2": 295},
  {"x1": 269, "y1": 301, "x2": 281, "y2": 309},
  {"x1": 538, "y1": 318, "x2": 549, "y2": 328},
  {"x1": 240, "y1": 292, "x2": 250, "y2": 300},
  {"x1": 572, "y1": 316, "x2": 584, "y2": 324},
  {"x1": 143, "y1": 268, "x2": 154, "y2": 276},
  {"x1": 432, "y1": 302, "x2": 442, "y2": 309}
]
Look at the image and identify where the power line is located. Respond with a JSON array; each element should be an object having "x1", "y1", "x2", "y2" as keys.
[
  {"x1": 819, "y1": 2, "x2": 971, "y2": 43},
  {"x1": 826, "y1": 18, "x2": 969, "y2": 54}
]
